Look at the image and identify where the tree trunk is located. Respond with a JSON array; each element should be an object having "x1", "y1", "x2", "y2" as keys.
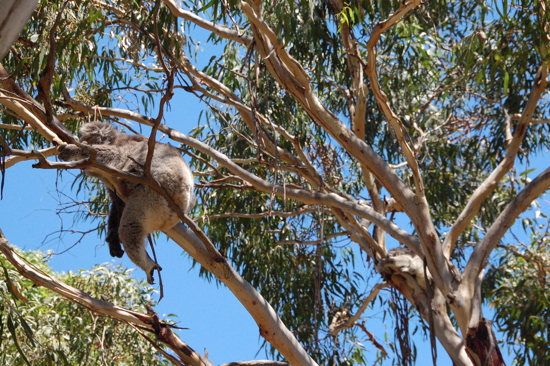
[{"x1": 465, "y1": 319, "x2": 506, "y2": 366}]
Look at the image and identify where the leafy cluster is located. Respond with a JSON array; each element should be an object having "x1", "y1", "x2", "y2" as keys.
[{"x1": 0, "y1": 249, "x2": 168, "y2": 366}]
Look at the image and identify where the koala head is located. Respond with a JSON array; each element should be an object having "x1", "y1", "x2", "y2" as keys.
[{"x1": 80, "y1": 121, "x2": 121, "y2": 145}]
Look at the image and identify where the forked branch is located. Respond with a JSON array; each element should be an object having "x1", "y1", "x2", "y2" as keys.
[
  {"x1": 463, "y1": 165, "x2": 550, "y2": 291},
  {"x1": 443, "y1": 60, "x2": 549, "y2": 258},
  {"x1": 365, "y1": 0, "x2": 424, "y2": 197}
]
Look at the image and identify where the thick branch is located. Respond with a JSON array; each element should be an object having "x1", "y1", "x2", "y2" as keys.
[
  {"x1": 0, "y1": 63, "x2": 72, "y2": 141},
  {"x1": 334, "y1": 0, "x2": 386, "y2": 251},
  {"x1": 57, "y1": 96, "x2": 156, "y2": 125},
  {"x1": 165, "y1": 224, "x2": 318, "y2": 366},
  {"x1": 0, "y1": 90, "x2": 63, "y2": 145},
  {"x1": 1, "y1": 146, "x2": 58, "y2": 169},
  {"x1": 365, "y1": 0, "x2": 424, "y2": 197},
  {"x1": 0, "y1": 0, "x2": 38, "y2": 58},
  {"x1": 0, "y1": 123, "x2": 33, "y2": 130},
  {"x1": 430, "y1": 297, "x2": 473, "y2": 366},
  {"x1": 0, "y1": 234, "x2": 150, "y2": 326}
]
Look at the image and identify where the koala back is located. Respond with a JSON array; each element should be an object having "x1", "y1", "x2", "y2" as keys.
[{"x1": 125, "y1": 141, "x2": 195, "y2": 213}]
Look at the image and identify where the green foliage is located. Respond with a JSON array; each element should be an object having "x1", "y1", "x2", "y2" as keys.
[{"x1": 0, "y1": 249, "x2": 170, "y2": 366}]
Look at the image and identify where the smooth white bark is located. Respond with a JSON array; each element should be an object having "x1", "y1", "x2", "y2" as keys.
[{"x1": 165, "y1": 224, "x2": 319, "y2": 366}]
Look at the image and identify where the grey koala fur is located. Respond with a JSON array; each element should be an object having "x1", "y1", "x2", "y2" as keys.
[{"x1": 58, "y1": 121, "x2": 195, "y2": 284}]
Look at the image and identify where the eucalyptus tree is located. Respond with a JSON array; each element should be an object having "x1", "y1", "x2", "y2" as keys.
[{"x1": 0, "y1": 1, "x2": 549, "y2": 366}]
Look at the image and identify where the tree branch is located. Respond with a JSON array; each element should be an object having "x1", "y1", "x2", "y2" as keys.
[
  {"x1": 95, "y1": 55, "x2": 163, "y2": 72},
  {"x1": 0, "y1": 63, "x2": 72, "y2": 141},
  {"x1": 329, "y1": 282, "x2": 388, "y2": 336},
  {"x1": 277, "y1": 232, "x2": 349, "y2": 246},
  {"x1": 0, "y1": 89, "x2": 63, "y2": 145},
  {"x1": 195, "y1": 207, "x2": 319, "y2": 222},
  {"x1": 462, "y1": 165, "x2": 550, "y2": 296},
  {"x1": 165, "y1": 224, "x2": 319, "y2": 366},
  {"x1": 0, "y1": 0, "x2": 38, "y2": 58},
  {"x1": 443, "y1": 60, "x2": 549, "y2": 258},
  {"x1": 365, "y1": 0, "x2": 425, "y2": 197},
  {"x1": 162, "y1": 0, "x2": 252, "y2": 46},
  {"x1": 0, "y1": 232, "x2": 213, "y2": 366},
  {"x1": 0, "y1": 123, "x2": 33, "y2": 130},
  {"x1": 1, "y1": 146, "x2": 58, "y2": 169},
  {"x1": 333, "y1": 0, "x2": 387, "y2": 251}
]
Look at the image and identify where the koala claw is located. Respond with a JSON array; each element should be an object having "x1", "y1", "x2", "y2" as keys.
[{"x1": 146, "y1": 264, "x2": 163, "y2": 285}]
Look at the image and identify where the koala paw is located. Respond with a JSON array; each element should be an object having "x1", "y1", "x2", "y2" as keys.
[
  {"x1": 106, "y1": 232, "x2": 125, "y2": 258},
  {"x1": 107, "y1": 240, "x2": 125, "y2": 258},
  {"x1": 146, "y1": 263, "x2": 163, "y2": 285},
  {"x1": 58, "y1": 144, "x2": 88, "y2": 161}
]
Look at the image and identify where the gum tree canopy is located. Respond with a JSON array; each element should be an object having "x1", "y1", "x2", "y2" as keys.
[{"x1": 0, "y1": 1, "x2": 549, "y2": 366}]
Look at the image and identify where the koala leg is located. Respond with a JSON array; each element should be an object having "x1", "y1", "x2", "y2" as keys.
[
  {"x1": 118, "y1": 195, "x2": 161, "y2": 284},
  {"x1": 106, "y1": 189, "x2": 125, "y2": 258}
]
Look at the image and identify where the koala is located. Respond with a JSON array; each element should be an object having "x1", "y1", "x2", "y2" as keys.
[{"x1": 58, "y1": 121, "x2": 195, "y2": 284}]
